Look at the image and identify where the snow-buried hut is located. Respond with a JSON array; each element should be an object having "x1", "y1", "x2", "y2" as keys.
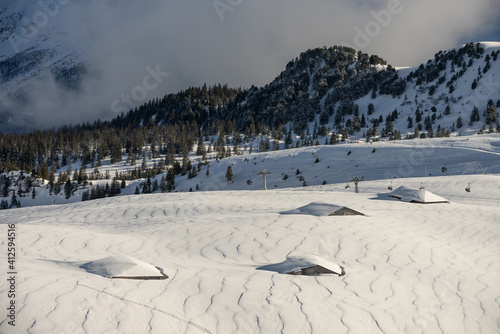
[
  {"x1": 258, "y1": 255, "x2": 346, "y2": 276},
  {"x1": 283, "y1": 202, "x2": 365, "y2": 216},
  {"x1": 389, "y1": 186, "x2": 449, "y2": 204},
  {"x1": 79, "y1": 255, "x2": 168, "y2": 280}
]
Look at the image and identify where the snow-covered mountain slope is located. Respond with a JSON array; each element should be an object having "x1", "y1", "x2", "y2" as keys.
[
  {"x1": 0, "y1": 174, "x2": 498, "y2": 333},
  {"x1": 0, "y1": 1, "x2": 87, "y2": 130},
  {"x1": 220, "y1": 42, "x2": 500, "y2": 138},
  {"x1": 386, "y1": 42, "x2": 500, "y2": 135},
  {"x1": 0, "y1": 1, "x2": 87, "y2": 86}
]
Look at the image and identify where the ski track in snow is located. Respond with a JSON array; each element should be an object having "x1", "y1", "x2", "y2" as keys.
[{"x1": 0, "y1": 178, "x2": 499, "y2": 333}]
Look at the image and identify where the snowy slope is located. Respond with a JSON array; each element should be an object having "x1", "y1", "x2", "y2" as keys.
[
  {"x1": 331, "y1": 42, "x2": 500, "y2": 138},
  {"x1": 186, "y1": 134, "x2": 500, "y2": 192},
  {"x1": 0, "y1": 1, "x2": 86, "y2": 86},
  {"x1": 0, "y1": 0, "x2": 88, "y2": 130},
  {"x1": 387, "y1": 42, "x2": 500, "y2": 135},
  {"x1": 7, "y1": 133, "x2": 500, "y2": 209},
  {"x1": 220, "y1": 42, "x2": 500, "y2": 140},
  {"x1": 0, "y1": 176, "x2": 499, "y2": 333}
]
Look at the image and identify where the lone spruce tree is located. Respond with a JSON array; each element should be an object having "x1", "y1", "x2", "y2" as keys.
[
  {"x1": 226, "y1": 166, "x2": 233, "y2": 183},
  {"x1": 64, "y1": 179, "x2": 73, "y2": 199}
]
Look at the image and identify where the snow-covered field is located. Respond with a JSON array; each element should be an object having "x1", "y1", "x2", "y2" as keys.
[
  {"x1": 1, "y1": 176, "x2": 499, "y2": 332},
  {"x1": 1, "y1": 133, "x2": 500, "y2": 333}
]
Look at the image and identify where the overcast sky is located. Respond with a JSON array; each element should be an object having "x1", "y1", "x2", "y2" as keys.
[
  {"x1": 3, "y1": 0, "x2": 500, "y2": 126},
  {"x1": 79, "y1": 0, "x2": 500, "y2": 87}
]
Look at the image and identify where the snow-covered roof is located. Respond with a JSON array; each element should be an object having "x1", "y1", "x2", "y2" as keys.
[
  {"x1": 297, "y1": 202, "x2": 343, "y2": 216},
  {"x1": 79, "y1": 255, "x2": 167, "y2": 279},
  {"x1": 283, "y1": 202, "x2": 364, "y2": 216},
  {"x1": 390, "y1": 186, "x2": 449, "y2": 204},
  {"x1": 257, "y1": 255, "x2": 344, "y2": 276}
]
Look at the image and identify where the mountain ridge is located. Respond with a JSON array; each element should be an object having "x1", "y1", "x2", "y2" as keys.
[
  {"x1": 102, "y1": 41, "x2": 500, "y2": 141},
  {"x1": 0, "y1": 34, "x2": 499, "y2": 136}
]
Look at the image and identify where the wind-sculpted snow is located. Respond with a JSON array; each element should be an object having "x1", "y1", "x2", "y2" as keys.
[{"x1": 0, "y1": 179, "x2": 499, "y2": 333}]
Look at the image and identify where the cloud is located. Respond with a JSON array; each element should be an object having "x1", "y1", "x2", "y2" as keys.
[
  {"x1": 3, "y1": 0, "x2": 499, "y2": 127},
  {"x1": 364, "y1": 0, "x2": 500, "y2": 65}
]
